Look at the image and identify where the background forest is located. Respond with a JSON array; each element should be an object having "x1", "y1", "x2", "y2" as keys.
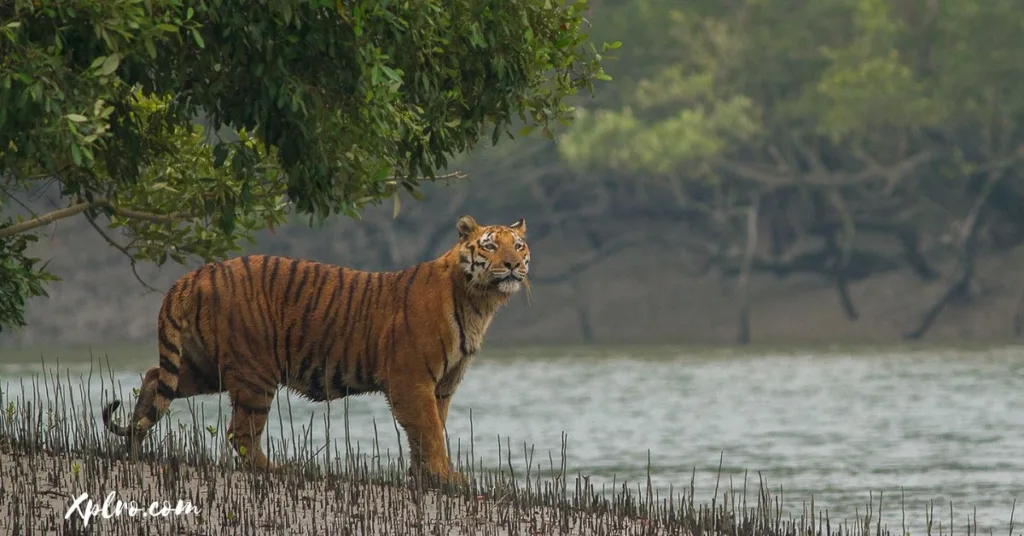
[{"x1": 5, "y1": 0, "x2": 1024, "y2": 348}]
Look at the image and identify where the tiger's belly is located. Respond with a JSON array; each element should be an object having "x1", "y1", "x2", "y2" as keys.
[{"x1": 284, "y1": 372, "x2": 376, "y2": 403}]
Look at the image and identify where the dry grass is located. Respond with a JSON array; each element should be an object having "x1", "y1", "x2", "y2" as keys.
[{"x1": 0, "y1": 356, "x2": 1014, "y2": 535}]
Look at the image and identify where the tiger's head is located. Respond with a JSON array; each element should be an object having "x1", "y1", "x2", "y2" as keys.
[{"x1": 455, "y1": 214, "x2": 530, "y2": 295}]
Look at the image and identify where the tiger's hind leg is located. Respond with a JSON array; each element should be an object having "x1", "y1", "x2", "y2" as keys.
[
  {"x1": 103, "y1": 340, "x2": 225, "y2": 458},
  {"x1": 224, "y1": 367, "x2": 279, "y2": 471}
]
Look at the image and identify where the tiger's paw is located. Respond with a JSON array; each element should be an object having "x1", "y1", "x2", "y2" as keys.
[{"x1": 408, "y1": 466, "x2": 470, "y2": 491}]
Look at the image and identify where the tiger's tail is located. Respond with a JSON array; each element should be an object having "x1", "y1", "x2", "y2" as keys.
[
  {"x1": 102, "y1": 289, "x2": 191, "y2": 440},
  {"x1": 101, "y1": 400, "x2": 133, "y2": 436}
]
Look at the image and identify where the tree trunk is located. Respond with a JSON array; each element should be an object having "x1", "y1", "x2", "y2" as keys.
[
  {"x1": 571, "y1": 277, "x2": 595, "y2": 344},
  {"x1": 737, "y1": 195, "x2": 761, "y2": 345},
  {"x1": 905, "y1": 172, "x2": 1001, "y2": 340},
  {"x1": 1012, "y1": 288, "x2": 1024, "y2": 337}
]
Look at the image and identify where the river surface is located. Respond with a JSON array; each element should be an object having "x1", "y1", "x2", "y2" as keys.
[{"x1": 2, "y1": 343, "x2": 1023, "y2": 533}]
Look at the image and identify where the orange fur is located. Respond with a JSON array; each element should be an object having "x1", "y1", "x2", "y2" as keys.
[{"x1": 101, "y1": 214, "x2": 530, "y2": 487}]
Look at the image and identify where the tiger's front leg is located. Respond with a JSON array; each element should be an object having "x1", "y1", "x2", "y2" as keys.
[{"x1": 386, "y1": 377, "x2": 468, "y2": 488}]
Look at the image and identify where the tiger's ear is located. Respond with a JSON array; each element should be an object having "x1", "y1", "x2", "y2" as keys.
[
  {"x1": 510, "y1": 217, "x2": 527, "y2": 237},
  {"x1": 456, "y1": 215, "x2": 479, "y2": 240}
]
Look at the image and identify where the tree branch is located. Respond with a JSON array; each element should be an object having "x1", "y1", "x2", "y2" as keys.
[
  {"x1": 717, "y1": 149, "x2": 933, "y2": 190},
  {"x1": 904, "y1": 169, "x2": 1003, "y2": 340},
  {"x1": 0, "y1": 199, "x2": 190, "y2": 239},
  {"x1": 83, "y1": 212, "x2": 161, "y2": 294},
  {"x1": 0, "y1": 171, "x2": 469, "y2": 241}
]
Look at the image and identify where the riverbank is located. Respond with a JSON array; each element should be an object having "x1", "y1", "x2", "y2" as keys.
[
  {"x1": 6, "y1": 210, "x2": 1024, "y2": 349},
  {"x1": 0, "y1": 435, "x2": 978, "y2": 536},
  {"x1": 0, "y1": 369, "x2": 1002, "y2": 536}
]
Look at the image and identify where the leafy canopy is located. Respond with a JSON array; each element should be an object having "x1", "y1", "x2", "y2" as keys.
[{"x1": 0, "y1": 0, "x2": 614, "y2": 332}]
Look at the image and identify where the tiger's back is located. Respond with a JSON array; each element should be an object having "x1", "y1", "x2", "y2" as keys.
[{"x1": 172, "y1": 255, "x2": 432, "y2": 399}]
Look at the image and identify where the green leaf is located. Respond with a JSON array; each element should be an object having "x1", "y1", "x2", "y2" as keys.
[
  {"x1": 144, "y1": 38, "x2": 157, "y2": 59},
  {"x1": 95, "y1": 53, "x2": 121, "y2": 76},
  {"x1": 66, "y1": 114, "x2": 88, "y2": 123}
]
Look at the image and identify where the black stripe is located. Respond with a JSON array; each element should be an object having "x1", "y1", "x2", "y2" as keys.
[
  {"x1": 250, "y1": 259, "x2": 276, "y2": 362},
  {"x1": 158, "y1": 330, "x2": 180, "y2": 357},
  {"x1": 314, "y1": 268, "x2": 346, "y2": 373},
  {"x1": 208, "y1": 264, "x2": 222, "y2": 311},
  {"x1": 181, "y1": 355, "x2": 218, "y2": 392},
  {"x1": 452, "y1": 285, "x2": 468, "y2": 357},
  {"x1": 266, "y1": 257, "x2": 283, "y2": 289},
  {"x1": 232, "y1": 373, "x2": 273, "y2": 398},
  {"x1": 388, "y1": 317, "x2": 397, "y2": 361},
  {"x1": 295, "y1": 265, "x2": 329, "y2": 376},
  {"x1": 236, "y1": 401, "x2": 270, "y2": 415},
  {"x1": 282, "y1": 259, "x2": 301, "y2": 301},
  {"x1": 330, "y1": 358, "x2": 348, "y2": 396},
  {"x1": 145, "y1": 404, "x2": 159, "y2": 423},
  {"x1": 336, "y1": 271, "x2": 362, "y2": 381},
  {"x1": 159, "y1": 355, "x2": 180, "y2": 376},
  {"x1": 224, "y1": 269, "x2": 243, "y2": 363},
  {"x1": 280, "y1": 263, "x2": 309, "y2": 375},
  {"x1": 225, "y1": 259, "x2": 238, "y2": 303},
  {"x1": 192, "y1": 273, "x2": 204, "y2": 339},
  {"x1": 207, "y1": 267, "x2": 223, "y2": 360},
  {"x1": 361, "y1": 274, "x2": 377, "y2": 375},
  {"x1": 240, "y1": 256, "x2": 252, "y2": 273},
  {"x1": 402, "y1": 264, "x2": 421, "y2": 337},
  {"x1": 440, "y1": 336, "x2": 449, "y2": 376},
  {"x1": 156, "y1": 380, "x2": 176, "y2": 400},
  {"x1": 282, "y1": 316, "x2": 298, "y2": 378},
  {"x1": 424, "y1": 351, "x2": 437, "y2": 383},
  {"x1": 357, "y1": 274, "x2": 380, "y2": 384},
  {"x1": 163, "y1": 288, "x2": 182, "y2": 331},
  {"x1": 307, "y1": 366, "x2": 327, "y2": 401},
  {"x1": 347, "y1": 273, "x2": 374, "y2": 386},
  {"x1": 264, "y1": 258, "x2": 286, "y2": 376},
  {"x1": 352, "y1": 354, "x2": 364, "y2": 387},
  {"x1": 290, "y1": 263, "x2": 313, "y2": 306},
  {"x1": 232, "y1": 259, "x2": 264, "y2": 357},
  {"x1": 308, "y1": 264, "x2": 327, "y2": 309}
]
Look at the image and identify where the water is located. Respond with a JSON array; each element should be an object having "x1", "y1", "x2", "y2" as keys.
[{"x1": 2, "y1": 343, "x2": 1023, "y2": 533}]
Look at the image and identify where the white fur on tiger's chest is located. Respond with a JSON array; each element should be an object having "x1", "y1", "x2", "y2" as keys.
[{"x1": 446, "y1": 309, "x2": 493, "y2": 368}]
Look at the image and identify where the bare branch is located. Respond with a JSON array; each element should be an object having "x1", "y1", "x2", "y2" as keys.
[
  {"x1": 83, "y1": 212, "x2": 161, "y2": 294},
  {"x1": 383, "y1": 170, "x2": 469, "y2": 189},
  {"x1": 717, "y1": 149, "x2": 933, "y2": 190}
]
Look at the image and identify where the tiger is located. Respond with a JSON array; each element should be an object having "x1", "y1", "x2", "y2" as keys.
[{"x1": 101, "y1": 214, "x2": 530, "y2": 488}]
